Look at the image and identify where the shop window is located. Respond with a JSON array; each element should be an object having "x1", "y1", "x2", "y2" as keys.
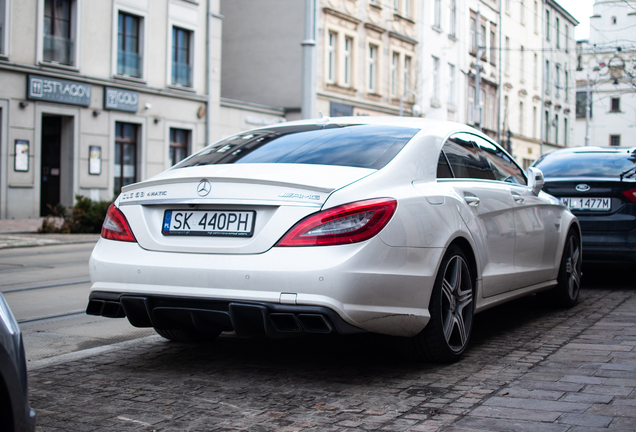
[
  {"x1": 172, "y1": 27, "x2": 193, "y2": 87},
  {"x1": 114, "y1": 122, "x2": 138, "y2": 196},
  {"x1": 118, "y1": 12, "x2": 142, "y2": 77},
  {"x1": 170, "y1": 128, "x2": 190, "y2": 166},
  {"x1": 43, "y1": 0, "x2": 76, "y2": 66}
]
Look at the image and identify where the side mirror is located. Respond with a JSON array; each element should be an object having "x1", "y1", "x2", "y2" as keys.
[{"x1": 527, "y1": 167, "x2": 545, "y2": 196}]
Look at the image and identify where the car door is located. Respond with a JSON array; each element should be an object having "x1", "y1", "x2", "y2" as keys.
[
  {"x1": 440, "y1": 133, "x2": 517, "y2": 297},
  {"x1": 475, "y1": 136, "x2": 560, "y2": 289}
]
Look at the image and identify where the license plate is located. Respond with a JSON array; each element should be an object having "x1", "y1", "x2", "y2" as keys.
[
  {"x1": 560, "y1": 197, "x2": 611, "y2": 211},
  {"x1": 162, "y1": 210, "x2": 255, "y2": 236}
]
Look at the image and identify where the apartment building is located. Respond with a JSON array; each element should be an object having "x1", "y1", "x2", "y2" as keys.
[
  {"x1": 541, "y1": 0, "x2": 578, "y2": 152},
  {"x1": 500, "y1": 0, "x2": 544, "y2": 167},
  {"x1": 0, "y1": 0, "x2": 226, "y2": 219},
  {"x1": 575, "y1": 0, "x2": 636, "y2": 148},
  {"x1": 221, "y1": 0, "x2": 422, "y2": 118}
]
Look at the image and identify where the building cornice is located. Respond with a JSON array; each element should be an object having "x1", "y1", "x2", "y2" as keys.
[
  {"x1": 323, "y1": 8, "x2": 361, "y2": 25},
  {"x1": 388, "y1": 31, "x2": 418, "y2": 46},
  {"x1": 0, "y1": 61, "x2": 209, "y2": 102}
]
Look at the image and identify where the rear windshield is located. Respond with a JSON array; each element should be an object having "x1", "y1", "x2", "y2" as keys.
[
  {"x1": 534, "y1": 150, "x2": 636, "y2": 179},
  {"x1": 174, "y1": 124, "x2": 419, "y2": 170}
]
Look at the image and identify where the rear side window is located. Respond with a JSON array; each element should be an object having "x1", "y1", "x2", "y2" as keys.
[
  {"x1": 441, "y1": 133, "x2": 495, "y2": 180},
  {"x1": 534, "y1": 150, "x2": 636, "y2": 179},
  {"x1": 175, "y1": 124, "x2": 419, "y2": 170},
  {"x1": 474, "y1": 136, "x2": 527, "y2": 185}
]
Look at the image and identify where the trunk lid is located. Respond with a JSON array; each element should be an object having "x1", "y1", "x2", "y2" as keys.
[{"x1": 118, "y1": 164, "x2": 376, "y2": 254}]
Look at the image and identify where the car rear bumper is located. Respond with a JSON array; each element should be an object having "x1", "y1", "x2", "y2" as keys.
[
  {"x1": 88, "y1": 238, "x2": 444, "y2": 337},
  {"x1": 582, "y1": 232, "x2": 636, "y2": 264}
]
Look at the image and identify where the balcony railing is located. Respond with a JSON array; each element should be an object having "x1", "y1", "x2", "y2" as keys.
[
  {"x1": 43, "y1": 34, "x2": 74, "y2": 65},
  {"x1": 172, "y1": 62, "x2": 192, "y2": 87},
  {"x1": 117, "y1": 50, "x2": 141, "y2": 78}
]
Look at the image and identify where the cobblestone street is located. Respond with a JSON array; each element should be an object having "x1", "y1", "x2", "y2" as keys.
[{"x1": 29, "y1": 271, "x2": 635, "y2": 431}]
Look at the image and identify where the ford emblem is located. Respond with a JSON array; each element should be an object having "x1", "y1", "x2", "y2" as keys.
[
  {"x1": 575, "y1": 184, "x2": 591, "y2": 192},
  {"x1": 197, "y1": 179, "x2": 211, "y2": 197}
]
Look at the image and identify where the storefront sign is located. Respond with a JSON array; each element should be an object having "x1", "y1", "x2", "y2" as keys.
[
  {"x1": 27, "y1": 75, "x2": 91, "y2": 106},
  {"x1": 104, "y1": 87, "x2": 139, "y2": 112}
]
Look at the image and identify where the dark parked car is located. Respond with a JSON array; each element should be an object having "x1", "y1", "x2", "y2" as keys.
[
  {"x1": 533, "y1": 146, "x2": 636, "y2": 264},
  {"x1": 0, "y1": 293, "x2": 36, "y2": 432}
]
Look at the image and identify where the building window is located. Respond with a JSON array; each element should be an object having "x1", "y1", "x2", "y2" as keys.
[
  {"x1": 480, "y1": 89, "x2": 486, "y2": 126},
  {"x1": 172, "y1": 27, "x2": 192, "y2": 87},
  {"x1": 545, "y1": 110, "x2": 550, "y2": 141},
  {"x1": 520, "y1": 0, "x2": 525, "y2": 23},
  {"x1": 503, "y1": 95, "x2": 509, "y2": 130},
  {"x1": 449, "y1": 0, "x2": 456, "y2": 36},
  {"x1": 434, "y1": 0, "x2": 441, "y2": 28},
  {"x1": 490, "y1": 26, "x2": 496, "y2": 66},
  {"x1": 555, "y1": 64, "x2": 560, "y2": 95},
  {"x1": 118, "y1": 12, "x2": 141, "y2": 77},
  {"x1": 170, "y1": 128, "x2": 190, "y2": 166},
  {"x1": 576, "y1": 91, "x2": 592, "y2": 118},
  {"x1": 468, "y1": 86, "x2": 475, "y2": 124},
  {"x1": 533, "y1": 106, "x2": 537, "y2": 138},
  {"x1": 480, "y1": 24, "x2": 487, "y2": 60},
  {"x1": 487, "y1": 93, "x2": 495, "y2": 130},
  {"x1": 505, "y1": 37, "x2": 510, "y2": 74},
  {"x1": 610, "y1": 135, "x2": 620, "y2": 146},
  {"x1": 545, "y1": 60, "x2": 550, "y2": 94},
  {"x1": 565, "y1": 25, "x2": 569, "y2": 51},
  {"x1": 344, "y1": 36, "x2": 353, "y2": 87},
  {"x1": 534, "y1": 1, "x2": 538, "y2": 32},
  {"x1": 520, "y1": 46, "x2": 525, "y2": 82},
  {"x1": 564, "y1": 117, "x2": 568, "y2": 145},
  {"x1": 556, "y1": 17, "x2": 560, "y2": 48},
  {"x1": 405, "y1": 0, "x2": 411, "y2": 17},
  {"x1": 432, "y1": 56, "x2": 440, "y2": 101},
  {"x1": 565, "y1": 70, "x2": 569, "y2": 98},
  {"x1": 448, "y1": 63, "x2": 455, "y2": 106},
  {"x1": 391, "y1": 52, "x2": 399, "y2": 97},
  {"x1": 545, "y1": 10, "x2": 550, "y2": 40},
  {"x1": 611, "y1": 16, "x2": 617, "y2": 25},
  {"x1": 555, "y1": 114, "x2": 559, "y2": 144},
  {"x1": 404, "y1": 55, "x2": 412, "y2": 93},
  {"x1": 505, "y1": 0, "x2": 510, "y2": 14},
  {"x1": 611, "y1": 97, "x2": 620, "y2": 112},
  {"x1": 114, "y1": 122, "x2": 138, "y2": 196},
  {"x1": 368, "y1": 44, "x2": 377, "y2": 93},
  {"x1": 327, "y1": 31, "x2": 336, "y2": 83},
  {"x1": 394, "y1": 0, "x2": 399, "y2": 13},
  {"x1": 519, "y1": 102, "x2": 524, "y2": 135},
  {"x1": 534, "y1": 53, "x2": 538, "y2": 87},
  {"x1": 43, "y1": 0, "x2": 74, "y2": 65},
  {"x1": 470, "y1": 16, "x2": 476, "y2": 54}
]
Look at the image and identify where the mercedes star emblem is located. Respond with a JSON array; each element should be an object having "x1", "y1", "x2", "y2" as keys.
[
  {"x1": 197, "y1": 179, "x2": 211, "y2": 197},
  {"x1": 575, "y1": 184, "x2": 591, "y2": 192}
]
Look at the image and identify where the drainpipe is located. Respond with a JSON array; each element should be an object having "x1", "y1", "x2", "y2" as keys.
[
  {"x1": 301, "y1": 0, "x2": 317, "y2": 119},
  {"x1": 207, "y1": 0, "x2": 224, "y2": 145}
]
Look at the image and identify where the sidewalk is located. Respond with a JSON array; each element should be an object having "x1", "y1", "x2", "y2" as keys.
[{"x1": 0, "y1": 218, "x2": 100, "y2": 249}]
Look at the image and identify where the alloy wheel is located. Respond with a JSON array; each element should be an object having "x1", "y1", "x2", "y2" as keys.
[{"x1": 440, "y1": 255, "x2": 474, "y2": 353}]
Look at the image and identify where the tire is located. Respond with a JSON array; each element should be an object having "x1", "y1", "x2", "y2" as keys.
[
  {"x1": 398, "y1": 245, "x2": 475, "y2": 363},
  {"x1": 554, "y1": 229, "x2": 582, "y2": 308},
  {"x1": 154, "y1": 327, "x2": 220, "y2": 343}
]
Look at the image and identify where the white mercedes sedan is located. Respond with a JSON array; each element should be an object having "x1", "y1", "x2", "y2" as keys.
[{"x1": 87, "y1": 117, "x2": 581, "y2": 362}]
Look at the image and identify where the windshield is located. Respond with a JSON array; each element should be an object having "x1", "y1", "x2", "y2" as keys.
[
  {"x1": 534, "y1": 150, "x2": 636, "y2": 179},
  {"x1": 174, "y1": 124, "x2": 420, "y2": 170}
]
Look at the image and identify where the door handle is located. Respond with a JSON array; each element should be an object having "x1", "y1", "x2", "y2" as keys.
[
  {"x1": 511, "y1": 192, "x2": 524, "y2": 203},
  {"x1": 464, "y1": 195, "x2": 480, "y2": 206}
]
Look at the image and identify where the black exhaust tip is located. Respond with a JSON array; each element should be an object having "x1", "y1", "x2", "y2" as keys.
[
  {"x1": 298, "y1": 314, "x2": 332, "y2": 333},
  {"x1": 269, "y1": 313, "x2": 302, "y2": 332}
]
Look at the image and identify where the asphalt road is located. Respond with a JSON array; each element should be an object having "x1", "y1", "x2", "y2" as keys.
[{"x1": 0, "y1": 241, "x2": 155, "y2": 363}]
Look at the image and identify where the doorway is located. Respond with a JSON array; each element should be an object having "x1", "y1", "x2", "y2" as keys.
[{"x1": 40, "y1": 116, "x2": 62, "y2": 216}]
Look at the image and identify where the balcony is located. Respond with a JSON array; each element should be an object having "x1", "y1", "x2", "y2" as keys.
[
  {"x1": 117, "y1": 50, "x2": 141, "y2": 78},
  {"x1": 43, "y1": 34, "x2": 74, "y2": 65}
]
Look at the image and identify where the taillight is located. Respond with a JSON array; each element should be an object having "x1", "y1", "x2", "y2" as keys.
[
  {"x1": 276, "y1": 198, "x2": 397, "y2": 247},
  {"x1": 622, "y1": 188, "x2": 636, "y2": 203},
  {"x1": 101, "y1": 204, "x2": 137, "y2": 242}
]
